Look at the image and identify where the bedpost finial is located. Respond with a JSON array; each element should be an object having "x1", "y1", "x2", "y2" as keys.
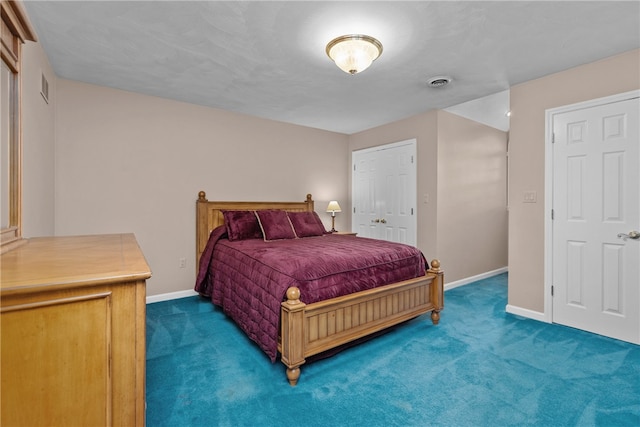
[
  {"x1": 198, "y1": 191, "x2": 207, "y2": 202},
  {"x1": 430, "y1": 259, "x2": 440, "y2": 271},
  {"x1": 286, "y1": 287, "x2": 301, "y2": 304},
  {"x1": 306, "y1": 194, "x2": 313, "y2": 203}
]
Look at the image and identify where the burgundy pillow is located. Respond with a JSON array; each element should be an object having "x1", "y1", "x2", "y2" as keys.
[
  {"x1": 288, "y1": 211, "x2": 326, "y2": 237},
  {"x1": 223, "y1": 210, "x2": 262, "y2": 241},
  {"x1": 255, "y1": 210, "x2": 296, "y2": 241}
]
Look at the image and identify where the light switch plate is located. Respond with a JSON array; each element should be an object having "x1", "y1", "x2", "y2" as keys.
[{"x1": 523, "y1": 191, "x2": 537, "y2": 203}]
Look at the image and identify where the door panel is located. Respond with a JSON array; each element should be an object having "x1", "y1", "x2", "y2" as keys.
[
  {"x1": 354, "y1": 154, "x2": 381, "y2": 237},
  {"x1": 552, "y1": 96, "x2": 639, "y2": 344}
]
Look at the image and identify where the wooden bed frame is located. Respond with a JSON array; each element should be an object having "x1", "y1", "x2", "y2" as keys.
[{"x1": 196, "y1": 191, "x2": 444, "y2": 386}]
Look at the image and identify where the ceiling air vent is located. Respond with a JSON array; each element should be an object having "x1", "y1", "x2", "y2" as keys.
[{"x1": 427, "y1": 76, "x2": 452, "y2": 88}]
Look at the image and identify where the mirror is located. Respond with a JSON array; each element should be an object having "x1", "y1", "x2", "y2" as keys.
[
  {"x1": 1, "y1": 60, "x2": 12, "y2": 230},
  {"x1": 1, "y1": 0, "x2": 36, "y2": 253}
]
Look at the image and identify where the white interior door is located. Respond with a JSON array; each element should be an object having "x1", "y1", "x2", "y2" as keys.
[
  {"x1": 353, "y1": 148, "x2": 380, "y2": 238},
  {"x1": 551, "y1": 95, "x2": 639, "y2": 344},
  {"x1": 352, "y1": 140, "x2": 417, "y2": 245}
]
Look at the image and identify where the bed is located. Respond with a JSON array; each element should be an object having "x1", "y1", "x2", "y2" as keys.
[{"x1": 195, "y1": 191, "x2": 444, "y2": 386}]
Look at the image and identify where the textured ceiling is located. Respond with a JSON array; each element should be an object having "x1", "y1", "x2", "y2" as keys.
[{"x1": 23, "y1": 1, "x2": 640, "y2": 134}]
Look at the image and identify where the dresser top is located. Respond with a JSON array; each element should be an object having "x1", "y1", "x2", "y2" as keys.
[{"x1": 1, "y1": 234, "x2": 152, "y2": 293}]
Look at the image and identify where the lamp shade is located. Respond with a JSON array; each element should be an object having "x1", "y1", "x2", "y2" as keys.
[
  {"x1": 326, "y1": 34, "x2": 383, "y2": 75},
  {"x1": 326, "y1": 201, "x2": 342, "y2": 213}
]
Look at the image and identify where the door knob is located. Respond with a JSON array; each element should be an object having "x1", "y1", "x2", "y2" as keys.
[
  {"x1": 380, "y1": 218, "x2": 387, "y2": 224},
  {"x1": 371, "y1": 219, "x2": 380, "y2": 223},
  {"x1": 618, "y1": 231, "x2": 640, "y2": 241}
]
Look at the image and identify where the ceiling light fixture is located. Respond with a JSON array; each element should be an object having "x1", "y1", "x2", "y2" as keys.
[{"x1": 326, "y1": 34, "x2": 383, "y2": 75}]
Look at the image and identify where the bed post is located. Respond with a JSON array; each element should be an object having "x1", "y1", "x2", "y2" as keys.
[
  {"x1": 304, "y1": 194, "x2": 314, "y2": 212},
  {"x1": 196, "y1": 191, "x2": 209, "y2": 270},
  {"x1": 428, "y1": 259, "x2": 444, "y2": 325},
  {"x1": 280, "y1": 287, "x2": 306, "y2": 386}
]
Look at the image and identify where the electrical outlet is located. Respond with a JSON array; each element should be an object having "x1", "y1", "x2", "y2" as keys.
[{"x1": 179, "y1": 258, "x2": 186, "y2": 268}]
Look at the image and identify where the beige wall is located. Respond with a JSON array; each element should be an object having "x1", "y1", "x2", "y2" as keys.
[
  {"x1": 54, "y1": 80, "x2": 349, "y2": 296},
  {"x1": 348, "y1": 111, "x2": 439, "y2": 259},
  {"x1": 437, "y1": 110, "x2": 508, "y2": 282},
  {"x1": 22, "y1": 57, "x2": 509, "y2": 295},
  {"x1": 348, "y1": 109, "x2": 509, "y2": 283},
  {"x1": 21, "y1": 41, "x2": 56, "y2": 237},
  {"x1": 508, "y1": 48, "x2": 640, "y2": 314}
]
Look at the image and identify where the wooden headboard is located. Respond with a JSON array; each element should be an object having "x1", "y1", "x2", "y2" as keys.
[{"x1": 195, "y1": 191, "x2": 315, "y2": 268}]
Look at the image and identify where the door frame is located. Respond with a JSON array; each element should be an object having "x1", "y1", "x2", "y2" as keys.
[{"x1": 544, "y1": 89, "x2": 640, "y2": 323}]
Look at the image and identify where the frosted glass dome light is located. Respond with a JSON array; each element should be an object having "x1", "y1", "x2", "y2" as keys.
[{"x1": 326, "y1": 34, "x2": 383, "y2": 75}]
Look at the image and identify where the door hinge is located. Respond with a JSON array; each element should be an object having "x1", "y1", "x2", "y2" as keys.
[
  {"x1": 353, "y1": 164, "x2": 356, "y2": 171},
  {"x1": 551, "y1": 285, "x2": 554, "y2": 296},
  {"x1": 411, "y1": 155, "x2": 414, "y2": 163},
  {"x1": 353, "y1": 207, "x2": 356, "y2": 214},
  {"x1": 411, "y1": 208, "x2": 414, "y2": 215},
  {"x1": 552, "y1": 133, "x2": 555, "y2": 144},
  {"x1": 551, "y1": 209, "x2": 555, "y2": 220}
]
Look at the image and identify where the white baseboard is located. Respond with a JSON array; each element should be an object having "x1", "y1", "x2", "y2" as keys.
[
  {"x1": 505, "y1": 304, "x2": 548, "y2": 323},
  {"x1": 444, "y1": 267, "x2": 508, "y2": 291},
  {"x1": 146, "y1": 289, "x2": 199, "y2": 304}
]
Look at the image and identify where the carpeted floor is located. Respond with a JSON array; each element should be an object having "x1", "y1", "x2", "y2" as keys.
[{"x1": 146, "y1": 273, "x2": 640, "y2": 426}]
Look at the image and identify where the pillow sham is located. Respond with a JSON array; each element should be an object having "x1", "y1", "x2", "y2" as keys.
[
  {"x1": 287, "y1": 211, "x2": 326, "y2": 238},
  {"x1": 255, "y1": 210, "x2": 296, "y2": 241},
  {"x1": 223, "y1": 210, "x2": 262, "y2": 241}
]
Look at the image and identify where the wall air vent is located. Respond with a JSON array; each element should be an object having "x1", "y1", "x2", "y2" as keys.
[
  {"x1": 40, "y1": 72, "x2": 49, "y2": 104},
  {"x1": 427, "y1": 76, "x2": 452, "y2": 88}
]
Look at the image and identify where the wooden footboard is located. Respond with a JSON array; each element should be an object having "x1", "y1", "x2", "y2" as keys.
[{"x1": 279, "y1": 260, "x2": 444, "y2": 386}]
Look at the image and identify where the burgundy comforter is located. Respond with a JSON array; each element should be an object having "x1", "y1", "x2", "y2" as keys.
[{"x1": 195, "y1": 227, "x2": 428, "y2": 362}]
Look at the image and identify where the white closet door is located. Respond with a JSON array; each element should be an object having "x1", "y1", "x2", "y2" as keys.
[{"x1": 352, "y1": 139, "x2": 417, "y2": 246}]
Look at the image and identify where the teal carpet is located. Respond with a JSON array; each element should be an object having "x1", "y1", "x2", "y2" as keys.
[{"x1": 146, "y1": 274, "x2": 640, "y2": 426}]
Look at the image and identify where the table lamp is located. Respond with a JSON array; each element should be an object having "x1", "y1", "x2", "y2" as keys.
[{"x1": 326, "y1": 201, "x2": 342, "y2": 232}]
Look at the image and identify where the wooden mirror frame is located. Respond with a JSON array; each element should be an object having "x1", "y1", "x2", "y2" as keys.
[{"x1": 1, "y1": 0, "x2": 36, "y2": 253}]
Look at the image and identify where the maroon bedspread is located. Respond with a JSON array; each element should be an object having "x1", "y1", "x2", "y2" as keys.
[{"x1": 195, "y1": 227, "x2": 428, "y2": 362}]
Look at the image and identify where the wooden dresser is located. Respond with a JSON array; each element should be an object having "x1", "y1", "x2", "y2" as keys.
[{"x1": 0, "y1": 234, "x2": 151, "y2": 427}]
